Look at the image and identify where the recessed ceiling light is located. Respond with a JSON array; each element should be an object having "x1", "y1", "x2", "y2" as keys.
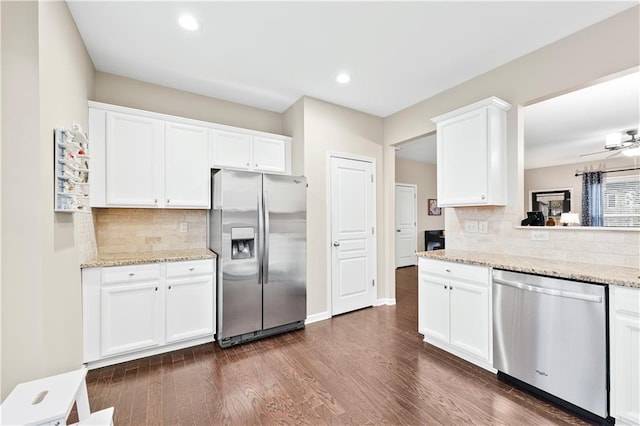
[
  {"x1": 178, "y1": 15, "x2": 199, "y2": 31},
  {"x1": 336, "y1": 73, "x2": 351, "y2": 84}
]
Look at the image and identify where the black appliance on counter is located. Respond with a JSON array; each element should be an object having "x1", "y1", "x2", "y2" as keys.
[
  {"x1": 522, "y1": 211, "x2": 545, "y2": 226},
  {"x1": 424, "y1": 230, "x2": 445, "y2": 251}
]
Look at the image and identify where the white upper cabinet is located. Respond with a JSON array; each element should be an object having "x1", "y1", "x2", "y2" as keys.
[
  {"x1": 432, "y1": 97, "x2": 511, "y2": 207},
  {"x1": 165, "y1": 122, "x2": 210, "y2": 208},
  {"x1": 210, "y1": 130, "x2": 253, "y2": 170},
  {"x1": 105, "y1": 112, "x2": 164, "y2": 207},
  {"x1": 89, "y1": 102, "x2": 292, "y2": 209},
  {"x1": 210, "y1": 130, "x2": 290, "y2": 175},
  {"x1": 252, "y1": 136, "x2": 288, "y2": 173}
]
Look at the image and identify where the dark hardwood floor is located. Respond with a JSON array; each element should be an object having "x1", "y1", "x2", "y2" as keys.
[{"x1": 81, "y1": 266, "x2": 591, "y2": 425}]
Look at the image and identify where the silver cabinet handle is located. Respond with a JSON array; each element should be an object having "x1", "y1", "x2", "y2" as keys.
[
  {"x1": 246, "y1": 162, "x2": 250, "y2": 167},
  {"x1": 444, "y1": 285, "x2": 448, "y2": 289},
  {"x1": 167, "y1": 199, "x2": 170, "y2": 203},
  {"x1": 333, "y1": 241, "x2": 340, "y2": 247},
  {"x1": 481, "y1": 195, "x2": 486, "y2": 200},
  {"x1": 397, "y1": 229, "x2": 401, "y2": 232},
  {"x1": 154, "y1": 198, "x2": 158, "y2": 203},
  {"x1": 189, "y1": 267, "x2": 195, "y2": 271},
  {"x1": 154, "y1": 287, "x2": 158, "y2": 291},
  {"x1": 128, "y1": 272, "x2": 135, "y2": 277},
  {"x1": 445, "y1": 269, "x2": 451, "y2": 273}
]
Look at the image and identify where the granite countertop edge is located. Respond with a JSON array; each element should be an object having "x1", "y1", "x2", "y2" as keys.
[
  {"x1": 416, "y1": 250, "x2": 640, "y2": 289},
  {"x1": 81, "y1": 249, "x2": 217, "y2": 268}
]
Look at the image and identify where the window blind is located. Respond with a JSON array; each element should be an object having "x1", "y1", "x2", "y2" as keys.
[{"x1": 603, "y1": 174, "x2": 640, "y2": 227}]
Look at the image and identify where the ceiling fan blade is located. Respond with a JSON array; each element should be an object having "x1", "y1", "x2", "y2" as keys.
[
  {"x1": 606, "y1": 150, "x2": 623, "y2": 159},
  {"x1": 580, "y1": 150, "x2": 609, "y2": 157}
]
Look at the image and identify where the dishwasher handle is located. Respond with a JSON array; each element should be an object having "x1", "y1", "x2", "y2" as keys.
[{"x1": 493, "y1": 277, "x2": 602, "y2": 303}]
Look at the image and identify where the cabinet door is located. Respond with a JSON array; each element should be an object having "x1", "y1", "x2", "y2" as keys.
[
  {"x1": 210, "y1": 130, "x2": 252, "y2": 170},
  {"x1": 418, "y1": 275, "x2": 429, "y2": 335},
  {"x1": 165, "y1": 122, "x2": 210, "y2": 208},
  {"x1": 101, "y1": 281, "x2": 162, "y2": 357},
  {"x1": 612, "y1": 286, "x2": 640, "y2": 426},
  {"x1": 421, "y1": 276, "x2": 450, "y2": 342},
  {"x1": 253, "y1": 136, "x2": 287, "y2": 174},
  {"x1": 165, "y1": 275, "x2": 214, "y2": 343},
  {"x1": 105, "y1": 112, "x2": 164, "y2": 206},
  {"x1": 449, "y1": 280, "x2": 490, "y2": 360},
  {"x1": 613, "y1": 313, "x2": 640, "y2": 424},
  {"x1": 437, "y1": 108, "x2": 489, "y2": 206}
]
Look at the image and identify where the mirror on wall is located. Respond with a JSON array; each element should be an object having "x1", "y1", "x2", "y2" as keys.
[{"x1": 524, "y1": 71, "x2": 640, "y2": 227}]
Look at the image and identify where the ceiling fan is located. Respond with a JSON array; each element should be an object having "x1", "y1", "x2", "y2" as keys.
[{"x1": 581, "y1": 129, "x2": 640, "y2": 157}]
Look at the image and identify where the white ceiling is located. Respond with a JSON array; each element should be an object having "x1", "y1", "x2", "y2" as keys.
[
  {"x1": 395, "y1": 134, "x2": 437, "y2": 165},
  {"x1": 524, "y1": 71, "x2": 640, "y2": 169},
  {"x1": 66, "y1": 1, "x2": 635, "y2": 117}
]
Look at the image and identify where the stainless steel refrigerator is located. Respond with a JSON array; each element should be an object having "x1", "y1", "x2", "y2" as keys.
[{"x1": 209, "y1": 169, "x2": 307, "y2": 348}]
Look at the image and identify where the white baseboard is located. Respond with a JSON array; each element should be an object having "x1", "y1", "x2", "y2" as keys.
[
  {"x1": 85, "y1": 335, "x2": 214, "y2": 370},
  {"x1": 375, "y1": 298, "x2": 396, "y2": 306},
  {"x1": 305, "y1": 311, "x2": 331, "y2": 325}
]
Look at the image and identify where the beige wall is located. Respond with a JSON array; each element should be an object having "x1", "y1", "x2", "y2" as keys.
[
  {"x1": 282, "y1": 98, "x2": 305, "y2": 176},
  {"x1": 302, "y1": 97, "x2": 389, "y2": 317},
  {"x1": 1, "y1": 1, "x2": 95, "y2": 397},
  {"x1": 94, "y1": 72, "x2": 283, "y2": 135},
  {"x1": 384, "y1": 6, "x2": 640, "y2": 268},
  {"x1": 524, "y1": 157, "x2": 637, "y2": 218},
  {"x1": 395, "y1": 159, "x2": 444, "y2": 252}
]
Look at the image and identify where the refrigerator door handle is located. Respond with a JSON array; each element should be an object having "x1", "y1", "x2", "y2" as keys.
[
  {"x1": 263, "y1": 191, "x2": 270, "y2": 284},
  {"x1": 257, "y1": 191, "x2": 264, "y2": 285}
]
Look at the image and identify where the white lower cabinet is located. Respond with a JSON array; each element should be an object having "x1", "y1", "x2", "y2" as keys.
[
  {"x1": 418, "y1": 257, "x2": 492, "y2": 370},
  {"x1": 101, "y1": 281, "x2": 162, "y2": 357},
  {"x1": 165, "y1": 260, "x2": 215, "y2": 344},
  {"x1": 83, "y1": 259, "x2": 215, "y2": 368},
  {"x1": 610, "y1": 286, "x2": 640, "y2": 425}
]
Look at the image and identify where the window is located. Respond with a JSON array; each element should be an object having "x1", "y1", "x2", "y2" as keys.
[{"x1": 603, "y1": 174, "x2": 640, "y2": 227}]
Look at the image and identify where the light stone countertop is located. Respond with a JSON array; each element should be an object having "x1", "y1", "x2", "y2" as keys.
[
  {"x1": 81, "y1": 248, "x2": 217, "y2": 268},
  {"x1": 416, "y1": 249, "x2": 640, "y2": 289}
]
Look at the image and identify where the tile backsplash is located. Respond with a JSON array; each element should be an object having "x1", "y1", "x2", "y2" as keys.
[
  {"x1": 93, "y1": 208, "x2": 207, "y2": 255},
  {"x1": 445, "y1": 206, "x2": 640, "y2": 269},
  {"x1": 75, "y1": 211, "x2": 98, "y2": 263}
]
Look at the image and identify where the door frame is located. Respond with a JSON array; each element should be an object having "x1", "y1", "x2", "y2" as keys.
[
  {"x1": 395, "y1": 182, "x2": 418, "y2": 267},
  {"x1": 326, "y1": 152, "x2": 378, "y2": 317}
]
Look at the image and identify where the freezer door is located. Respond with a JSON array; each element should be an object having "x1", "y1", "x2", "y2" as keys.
[
  {"x1": 217, "y1": 170, "x2": 263, "y2": 340},
  {"x1": 263, "y1": 174, "x2": 307, "y2": 329}
]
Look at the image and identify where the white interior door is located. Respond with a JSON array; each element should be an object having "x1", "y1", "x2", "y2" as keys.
[
  {"x1": 395, "y1": 183, "x2": 417, "y2": 267},
  {"x1": 330, "y1": 156, "x2": 376, "y2": 316}
]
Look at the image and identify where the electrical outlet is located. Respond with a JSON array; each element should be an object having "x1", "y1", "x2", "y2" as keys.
[
  {"x1": 478, "y1": 221, "x2": 488, "y2": 234},
  {"x1": 180, "y1": 222, "x2": 188, "y2": 233},
  {"x1": 464, "y1": 220, "x2": 479, "y2": 233},
  {"x1": 530, "y1": 230, "x2": 549, "y2": 241}
]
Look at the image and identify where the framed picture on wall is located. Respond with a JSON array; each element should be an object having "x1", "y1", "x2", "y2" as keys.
[{"x1": 428, "y1": 199, "x2": 441, "y2": 216}]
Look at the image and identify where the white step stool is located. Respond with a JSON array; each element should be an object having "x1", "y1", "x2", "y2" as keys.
[{"x1": 0, "y1": 367, "x2": 113, "y2": 426}]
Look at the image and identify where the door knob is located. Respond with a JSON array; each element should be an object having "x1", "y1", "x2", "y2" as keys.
[{"x1": 333, "y1": 241, "x2": 340, "y2": 247}]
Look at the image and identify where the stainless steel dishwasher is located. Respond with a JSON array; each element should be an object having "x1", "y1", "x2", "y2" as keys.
[{"x1": 493, "y1": 269, "x2": 609, "y2": 422}]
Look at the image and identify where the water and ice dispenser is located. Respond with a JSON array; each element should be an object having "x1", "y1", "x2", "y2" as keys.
[{"x1": 231, "y1": 227, "x2": 255, "y2": 259}]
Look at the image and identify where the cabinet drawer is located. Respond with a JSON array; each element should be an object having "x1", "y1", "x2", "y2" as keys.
[
  {"x1": 614, "y1": 287, "x2": 640, "y2": 315},
  {"x1": 166, "y1": 259, "x2": 214, "y2": 278},
  {"x1": 101, "y1": 263, "x2": 161, "y2": 284},
  {"x1": 420, "y1": 258, "x2": 489, "y2": 287}
]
